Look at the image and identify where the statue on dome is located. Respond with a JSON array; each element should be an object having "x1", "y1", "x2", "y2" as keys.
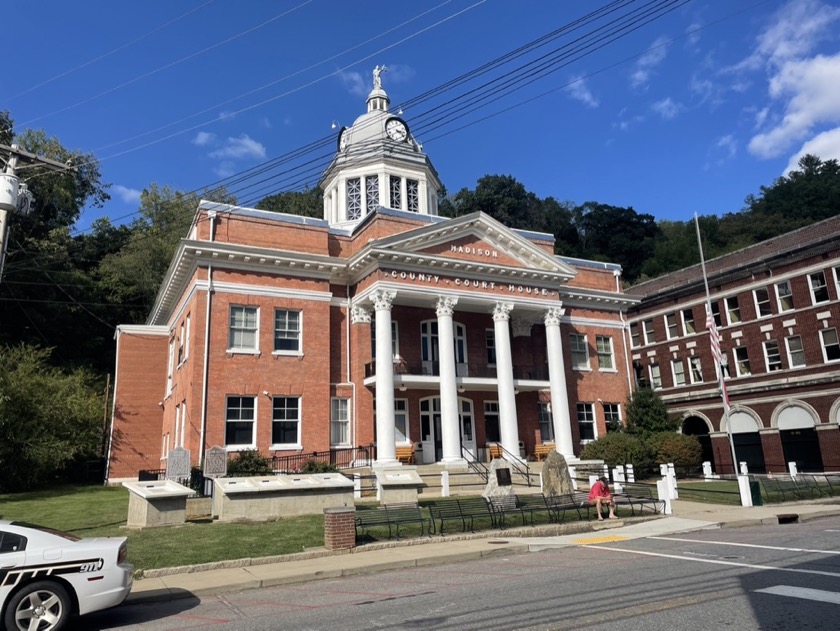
[{"x1": 372, "y1": 64, "x2": 388, "y2": 90}]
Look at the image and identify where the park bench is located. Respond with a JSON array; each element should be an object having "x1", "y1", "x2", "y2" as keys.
[
  {"x1": 534, "y1": 443, "x2": 555, "y2": 461},
  {"x1": 488, "y1": 444, "x2": 503, "y2": 460},
  {"x1": 355, "y1": 503, "x2": 430, "y2": 541},
  {"x1": 613, "y1": 483, "x2": 665, "y2": 516},
  {"x1": 487, "y1": 494, "x2": 541, "y2": 529},
  {"x1": 544, "y1": 492, "x2": 591, "y2": 522},
  {"x1": 395, "y1": 444, "x2": 415, "y2": 464},
  {"x1": 428, "y1": 497, "x2": 497, "y2": 534}
]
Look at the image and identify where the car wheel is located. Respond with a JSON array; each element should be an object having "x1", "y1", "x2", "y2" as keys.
[{"x1": 4, "y1": 581, "x2": 71, "y2": 631}]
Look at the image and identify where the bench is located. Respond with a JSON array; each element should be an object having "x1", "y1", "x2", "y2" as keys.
[
  {"x1": 355, "y1": 503, "x2": 430, "y2": 541},
  {"x1": 614, "y1": 483, "x2": 665, "y2": 516},
  {"x1": 395, "y1": 445, "x2": 415, "y2": 464},
  {"x1": 488, "y1": 444, "x2": 503, "y2": 460},
  {"x1": 487, "y1": 494, "x2": 542, "y2": 529},
  {"x1": 544, "y1": 492, "x2": 591, "y2": 522},
  {"x1": 534, "y1": 443, "x2": 555, "y2": 461},
  {"x1": 428, "y1": 497, "x2": 497, "y2": 535}
]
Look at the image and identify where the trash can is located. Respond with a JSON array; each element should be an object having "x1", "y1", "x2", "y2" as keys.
[{"x1": 749, "y1": 480, "x2": 763, "y2": 506}]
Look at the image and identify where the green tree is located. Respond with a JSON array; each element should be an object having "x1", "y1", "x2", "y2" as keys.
[
  {"x1": 647, "y1": 432, "x2": 702, "y2": 471},
  {"x1": 625, "y1": 387, "x2": 677, "y2": 435},
  {"x1": 256, "y1": 188, "x2": 322, "y2": 218},
  {"x1": 579, "y1": 433, "x2": 652, "y2": 471},
  {"x1": 440, "y1": 174, "x2": 542, "y2": 229},
  {"x1": 0, "y1": 344, "x2": 104, "y2": 491}
]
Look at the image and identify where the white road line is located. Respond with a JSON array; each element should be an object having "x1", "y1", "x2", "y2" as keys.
[
  {"x1": 756, "y1": 585, "x2": 840, "y2": 605},
  {"x1": 585, "y1": 545, "x2": 840, "y2": 578},
  {"x1": 650, "y1": 536, "x2": 840, "y2": 555}
]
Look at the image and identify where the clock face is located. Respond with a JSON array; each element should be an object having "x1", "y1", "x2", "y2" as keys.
[
  {"x1": 386, "y1": 118, "x2": 408, "y2": 142},
  {"x1": 337, "y1": 127, "x2": 348, "y2": 151}
]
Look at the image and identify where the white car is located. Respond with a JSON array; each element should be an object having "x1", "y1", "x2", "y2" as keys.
[{"x1": 0, "y1": 520, "x2": 133, "y2": 631}]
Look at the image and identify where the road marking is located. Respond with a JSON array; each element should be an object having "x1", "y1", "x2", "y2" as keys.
[
  {"x1": 571, "y1": 535, "x2": 628, "y2": 544},
  {"x1": 651, "y1": 536, "x2": 840, "y2": 555},
  {"x1": 585, "y1": 546, "x2": 840, "y2": 578},
  {"x1": 756, "y1": 585, "x2": 840, "y2": 605}
]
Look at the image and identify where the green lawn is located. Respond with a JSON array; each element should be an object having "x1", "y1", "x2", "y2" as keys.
[
  {"x1": 676, "y1": 480, "x2": 743, "y2": 505},
  {"x1": 0, "y1": 485, "x2": 324, "y2": 573}
]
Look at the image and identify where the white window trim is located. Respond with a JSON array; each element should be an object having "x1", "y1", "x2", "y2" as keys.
[
  {"x1": 270, "y1": 395, "x2": 302, "y2": 451},
  {"x1": 570, "y1": 333, "x2": 591, "y2": 371},
  {"x1": 688, "y1": 356, "x2": 703, "y2": 384},
  {"x1": 775, "y1": 280, "x2": 794, "y2": 313},
  {"x1": 671, "y1": 359, "x2": 686, "y2": 387},
  {"x1": 395, "y1": 398, "x2": 411, "y2": 445},
  {"x1": 228, "y1": 305, "x2": 260, "y2": 355},
  {"x1": 725, "y1": 296, "x2": 741, "y2": 325},
  {"x1": 642, "y1": 319, "x2": 656, "y2": 345},
  {"x1": 809, "y1": 271, "x2": 829, "y2": 305},
  {"x1": 485, "y1": 328, "x2": 496, "y2": 367},
  {"x1": 763, "y1": 340, "x2": 782, "y2": 372},
  {"x1": 664, "y1": 313, "x2": 679, "y2": 340},
  {"x1": 681, "y1": 308, "x2": 696, "y2": 336},
  {"x1": 596, "y1": 335, "x2": 616, "y2": 372},
  {"x1": 834, "y1": 266, "x2": 840, "y2": 300},
  {"x1": 649, "y1": 363, "x2": 662, "y2": 390},
  {"x1": 225, "y1": 395, "x2": 257, "y2": 451},
  {"x1": 330, "y1": 397, "x2": 351, "y2": 447},
  {"x1": 785, "y1": 335, "x2": 806, "y2": 369},
  {"x1": 166, "y1": 338, "x2": 175, "y2": 395},
  {"x1": 820, "y1": 328, "x2": 840, "y2": 364},
  {"x1": 577, "y1": 402, "x2": 597, "y2": 444},
  {"x1": 629, "y1": 322, "x2": 640, "y2": 348},
  {"x1": 733, "y1": 346, "x2": 751, "y2": 377},
  {"x1": 753, "y1": 288, "x2": 772, "y2": 319},
  {"x1": 272, "y1": 308, "x2": 304, "y2": 357}
]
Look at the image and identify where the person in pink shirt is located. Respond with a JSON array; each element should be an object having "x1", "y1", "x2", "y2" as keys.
[{"x1": 588, "y1": 476, "x2": 617, "y2": 521}]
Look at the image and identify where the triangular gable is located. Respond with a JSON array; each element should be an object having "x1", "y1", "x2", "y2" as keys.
[{"x1": 366, "y1": 212, "x2": 577, "y2": 278}]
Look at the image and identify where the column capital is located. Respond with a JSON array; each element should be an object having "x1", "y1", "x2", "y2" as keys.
[
  {"x1": 511, "y1": 317, "x2": 532, "y2": 338},
  {"x1": 544, "y1": 306, "x2": 566, "y2": 326},
  {"x1": 435, "y1": 296, "x2": 458, "y2": 317},
  {"x1": 492, "y1": 302, "x2": 514, "y2": 322},
  {"x1": 371, "y1": 290, "x2": 396, "y2": 311},
  {"x1": 350, "y1": 304, "x2": 371, "y2": 324}
]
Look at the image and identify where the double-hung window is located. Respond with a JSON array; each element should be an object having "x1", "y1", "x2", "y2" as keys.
[
  {"x1": 596, "y1": 335, "x2": 614, "y2": 370},
  {"x1": 682, "y1": 308, "x2": 696, "y2": 334},
  {"x1": 643, "y1": 319, "x2": 656, "y2": 344},
  {"x1": 689, "y1": 356, "x2": 703, "y2": 383},
  {"x1": 569, "y1": 334, "x2": 589, "y2": 369},
  {"x1": 538, "y1": 402, "x2": 554, "y2": 442},
  {"x1": 665, "y1": 313, "x2": 679, "y2": 339},
  {"x1": 629, "y1": 322, "x2": 640, "y2": 348},
  {"x1": 394, "y1": 399, "x2": 409, "y2": 443},
  {"x1": 763, "y1": 340, "x2": 782, "y2": 371},
  {"x1": 649, "y1": 363, "x2": 662, "y2": 389},
  {"x1": 274, "y1": 309, "x2": 301, "y2": 353},
  {"x1": 485, "y1": 401, "x2": 501, "y2": 443},
  {"x1": 734, "y1": 346, "x2": 751, "y2": 376},
  {"x1": 785, "y1": 335, "x2": 805, "y2": 368},
  {"x1": 577, "y1": 403, "x2": 595, "y2": 442},
  {"x1": 229, "y1": 306, "x2": 258, "y2": 351},
  {"x1": 776, "y1": 280, "x2": 794, "y2": 312},
  {"x1": 485, "y1": 329, "x2": 496, "y2": 365},
  {"x1": 272, "y1": 396, "x2": 300, "y2": 447},
  {"x1": 672, "y1": 359, "x2": 686, "y2": 386},
  {"x1": 725, "y1": 296, "x2": 741, "y2": 324},
  {"x1": 754, "y1": 288, "x2": 772, "y2": 318},
  {"x1": 810, "y1": 271, "x2": 829, "y2": 304},
  {"x1": 603, "y1": 403, "x2": 621, "y2": 432},
  {"x1": 330, "y1": 398, "x2": 350, "y2": 446},
  {"x1": 226, "y1": 396, "x2": 256, "y2": 448},
  {"x1": 820, "y1": 328, "x2": 840, "y2": 363},
  {"x1": 371, "y1": 320, "x2": 399, "y2": 360}
]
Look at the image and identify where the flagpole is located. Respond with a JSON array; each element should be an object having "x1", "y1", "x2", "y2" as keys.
[{"x1": 694, "y1": 213, "x2": 739, "y2": 476}]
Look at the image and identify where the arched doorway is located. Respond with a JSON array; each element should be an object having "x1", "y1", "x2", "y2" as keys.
[
  {"x1": 682, "y1": 416, "x2": 713, "y2": 466},
  {"x1": 777, "y1": 404, "x2": 823, "y2": 472},
  {"x1": 727, "y1": 411, "x2": 765, "y2": 474}
]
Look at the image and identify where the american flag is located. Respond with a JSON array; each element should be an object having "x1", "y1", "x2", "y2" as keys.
[{"x1": 705, "y1": 302, "x2": 730, "y2": 408}]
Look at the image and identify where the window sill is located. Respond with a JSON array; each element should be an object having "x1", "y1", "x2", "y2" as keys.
[
  {"x1": 225, "y1": 444, "x2": 256, "y2": 452},
  {"x1": 270, "y1": 444, "x2": 302, "y2": 451},
  {"x1": 598, "y1": 368, "x2": 618, "y2": 374},
  {"x1": 227, "y1": 349, "x2": 261, "y2": 356},
  {"x1": 272, "y1": 350, "x2": 303, "y2": 358}
]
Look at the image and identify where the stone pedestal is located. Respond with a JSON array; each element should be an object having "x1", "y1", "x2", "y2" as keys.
[
  {"x1": 375, "y1": 467, "x2": 426, "y2": 504},
  {"x1": 213, "y1": 473, "x2": 354, "y2": 523},
  {"x1": 324, "y1": 507, "x2": 356, "y2": 550},
  {"x1": 122, "y1": 480, "x2": 194, "y2": 529}
]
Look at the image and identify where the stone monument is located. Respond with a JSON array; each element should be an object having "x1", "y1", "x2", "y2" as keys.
[
  {"x1": 541, "y1": 450, "x2": 574, "y2": 496},
  {"x1": 483, "y1": 459, "x2": 514, "y2": 498},
  {"x1": 166, "y1": 446, "x2": 191, "y2": 481}
]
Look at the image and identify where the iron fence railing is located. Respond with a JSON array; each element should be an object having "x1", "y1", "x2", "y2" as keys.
[
  {"x1": 364, "y1": 361, "x2": 549, "y2": 380},
  {"x1": 270, "y1": 443, "x2": 376, "y2": 472}
]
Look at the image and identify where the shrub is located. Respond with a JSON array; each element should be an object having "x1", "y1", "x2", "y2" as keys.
[
  {"x1": 625, "y1": 387, "x2": 678, "y2": 435},
  {"x1": 299, "y1": 459, "x2": 338, "y2": 473},
  {"x1": 226, "y1": 450, "x2": 272, "y2": 477},
  {"x1": 579, "y1": 433, "x2": 653, "y2": 471},
  {"x1": 647, "y1": 432, "x2": 703, "y2": 471}
]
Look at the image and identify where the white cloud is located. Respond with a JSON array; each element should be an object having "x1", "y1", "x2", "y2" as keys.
[
  {"x1": 783, "y1": 127, "x2": 840, "y2": 174},
  {"x1": 209, "y1": 134, "x2": 267, "y2": 160},
  {"x1": 214, "y1": 161, "x2": 236, "y2": 178},
  {"x1": 192, "y1": 131, "x2": 215, "y2": 146},
  {"x1": 113, "y1": 185, "x2": 141, "y2": 204},
  {"x1": 748, "y1": 53, "x2": 840, "y2": 158},
  {"x1": 630, "y1": 37, "x2": 669, "y2": 89},
  {"x1": 716, "y1": 134, "x2": 737, "y2": 160},
  {"x1": 651, "y1": 97, "x2": 683, "y2": 120},
  {"x1": 735, "y1": 0, "x2": 840, "y2": 71},
  {"x1": 340, "y1": 71, "x2": 368, "y2": 98},
  {"x1": 564, "y1": 76, "x2": 599, "y2": 108},
  {"x1": 753, "y1": 107, "x2": 769, "y2": 129}
]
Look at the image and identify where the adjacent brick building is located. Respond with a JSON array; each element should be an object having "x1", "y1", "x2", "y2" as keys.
[{"x1": 625, "y1": 217, "x2": 840, "y2": 474}]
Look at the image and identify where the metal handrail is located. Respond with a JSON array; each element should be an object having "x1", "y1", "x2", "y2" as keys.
[
  {"x1": 493, "y1": 442, "x2": 533, "y2": 487},
  {"x1": 461, "y1": 445, "x2": 489, "y2": 483}
]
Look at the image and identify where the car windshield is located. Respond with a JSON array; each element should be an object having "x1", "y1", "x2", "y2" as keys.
[{"x1": 11, "y1": 522, "x2": 81, "y2": 542}]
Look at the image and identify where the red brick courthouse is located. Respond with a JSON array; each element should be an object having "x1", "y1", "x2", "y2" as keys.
[{"x1": 105, "y1": 75, "x2": 637, "y2": 482}]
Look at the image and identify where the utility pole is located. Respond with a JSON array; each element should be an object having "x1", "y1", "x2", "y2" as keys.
[{"x1": 0, "y1": 143, "x2": 76, "y2": 282}]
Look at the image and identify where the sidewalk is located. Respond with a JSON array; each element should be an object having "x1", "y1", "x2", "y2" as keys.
[{"x1": 127, "y1": 498, "x2": 840, "y2": 605}]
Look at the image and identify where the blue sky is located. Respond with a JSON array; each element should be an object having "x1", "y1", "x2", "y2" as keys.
[{"x1": 5, "y1": 0, "x2": 840, "y2": 231}]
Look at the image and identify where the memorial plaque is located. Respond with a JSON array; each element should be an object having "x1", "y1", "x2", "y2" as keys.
[
  {"x1": 165, "y1": 446, "x2": 191, "y2": 480},
  {"x1": 203, "y1": 445, "x2": 228, "y2": 479},
  {"x1": 495, "y1": 467, "x2": 512, "y2": 486}
]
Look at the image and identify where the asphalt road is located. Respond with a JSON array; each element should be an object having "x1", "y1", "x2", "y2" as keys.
[{"x1": 84, "y1": 516, "x2": 840, "y2": 631}]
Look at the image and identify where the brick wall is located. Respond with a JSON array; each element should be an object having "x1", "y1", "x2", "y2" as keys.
[{"x1": 323, "y1": 507, "x2": 356, "y2": 550}]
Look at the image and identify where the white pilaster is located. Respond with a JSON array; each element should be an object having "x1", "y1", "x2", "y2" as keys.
[
  {"x1": 545, "y1": 307, "x2": 575, "y2": 459},
  {"x1": 493, "y1": 302, "x2": 521, "y2": 462},
  {"x1": 436, "y1": 297, "x2": 464, "y2": 466},
  {"x1": 373, "y1": 290, "x2": 398, "y2": 467}
]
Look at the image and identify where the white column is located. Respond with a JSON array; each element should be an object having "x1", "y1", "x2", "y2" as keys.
[
  {"x1": 493, "y1": 302, "x2": 521, "y2": 462},
  {"x1": 545, "y1": 307, "x2": 575, "y2": 459},
  {"x1": 436, "y1": 297, "x2": 464, "y2": 466},
  {"x1": 373, "y1": 290, "x2": 398, "y2": 467}
]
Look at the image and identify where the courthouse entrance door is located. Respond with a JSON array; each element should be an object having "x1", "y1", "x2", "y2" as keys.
[{"x1": 420, "y1": 397, "x2": 476, "y2": 462}]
